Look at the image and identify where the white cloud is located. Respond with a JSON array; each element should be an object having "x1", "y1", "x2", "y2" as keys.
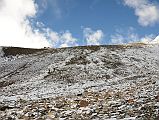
[
  {"x1": 0, "y1": 0, "x2": 78, "y2": 48},
  {"x1": 49, "y1": 31, "x2": 60, "y2": 44},
  {"x1": 0, "y1": 0, "x2": 51, "y2": 48},
  {"x1": 111, "y1": 34, "x2": 125, "y2": 44},
  {"x1": 60, "y1": 31, "x2": 78, "y2": 47},
  {"x1": 112, "y1": 33, "x2": 159, "y2": 45},
  {"x1": 141, "y1": 34, "x2": 155, "y2": 43},
  {"x1": 83, "y1": 28, "x2": 104, "y2": 45},
  {"x1": 47, "y1": 30, "x2": 77, "y2": 48},
  {"x1": 111, "y1": 33, "x2": 139, "y2": 44},
  {"x1": 110, "y1": 27, "x2": 159, "y2": 44},
  {"x1": 123, "y1": 0, "x2": 159, "y2": 26},
  {"x1": 60, "y1": 43, "x2": 68, "y2": 48},
  {"x1": 153, "y1": 35, "x2": 159, "y2": 43},
  {"x1": 111, "y1": 27, "x2": 139, "y2": 44},
  {"x1": 141, "y1": 35, "x2": 159, "y2": 44}
]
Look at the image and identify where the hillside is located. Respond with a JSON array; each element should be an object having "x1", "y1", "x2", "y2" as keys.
[{"x1": 0, "y1": 44, "x2": 159, "y2": 119}]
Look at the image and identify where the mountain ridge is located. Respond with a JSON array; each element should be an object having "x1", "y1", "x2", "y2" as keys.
[{"x1": 0, "y1": 44, "x2": 159, "y2": 119}]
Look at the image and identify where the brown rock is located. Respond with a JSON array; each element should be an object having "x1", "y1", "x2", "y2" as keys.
[
  {"x1": 79, "y1": 100, "x2": 89, "y2": 107},
  {"x1": 155, "y1": 95, "x2": 159, "y2": 102},
  {"x1": 127, "y1": 99, "x2": 135, "y2": 104}
]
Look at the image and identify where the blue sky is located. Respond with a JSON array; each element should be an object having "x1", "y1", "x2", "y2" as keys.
[
  {"x1": 0, "y1": 0, "x2": 159, "y2": 48},
  {"x1": 35, "y1": 0, "x2": 159, "y2": 46}
]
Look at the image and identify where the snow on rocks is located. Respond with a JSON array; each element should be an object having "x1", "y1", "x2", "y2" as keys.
[
  {"x1": 0, "y1": 46, "x2": 4, "y2": 57},
  {"x1": 0, "y1": 44, "x2": 159, "y2": 119}
]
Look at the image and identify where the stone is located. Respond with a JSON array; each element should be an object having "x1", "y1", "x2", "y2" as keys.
[{"x1": 79, "y1": 100, "x2": 89, "y2": 107}]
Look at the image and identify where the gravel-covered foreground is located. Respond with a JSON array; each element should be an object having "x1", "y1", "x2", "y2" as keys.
[
  {"x1": 0, "y1": 44, "x2": 159, "y2": 119},
  {"x1": 0, "y1": 88, "x2": 159, "y2": 120},
  {"x1": 1, "y1": 74, "x2": 159, "y2": 120}
]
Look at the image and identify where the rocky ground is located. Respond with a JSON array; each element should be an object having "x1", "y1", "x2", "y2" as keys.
[
  {"x1": 0, "y1": 79, "x2": 159, "y2": 120},
  {"x1": 0, "y1": 44, "x2": 159, "y2": 119}
]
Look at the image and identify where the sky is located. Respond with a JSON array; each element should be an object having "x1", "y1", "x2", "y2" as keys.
[{"x1": 0, "y1": 0, "x2": 159, "y2": 48}]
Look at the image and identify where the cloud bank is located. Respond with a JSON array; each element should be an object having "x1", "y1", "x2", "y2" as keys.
[
  {"x1": 83, "y1": 28, "x2": 104, "y2": 45},
  {"x1": 0, "y1": 0, "x2": 51, "y2": 48},
  {"x1": 123, "y1": 0, "x2": 159, "y2": 26},
  {"x1": 0, "y1": 0, "x2": 77, "y2": 48}
]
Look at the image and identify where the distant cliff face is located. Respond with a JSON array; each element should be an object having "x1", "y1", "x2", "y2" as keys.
[{"x1": 0, "y1": 44, "x2": 159, "y2": 119}]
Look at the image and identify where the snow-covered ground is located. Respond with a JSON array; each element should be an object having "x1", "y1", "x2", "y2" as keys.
[{"x1": 0, "y1": 44, "x2": 159, "y2": 119}]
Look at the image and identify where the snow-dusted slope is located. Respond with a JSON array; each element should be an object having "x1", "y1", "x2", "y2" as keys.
[
  {"x1": 0, "y1": 47, "x2": 4, "y2": 57},
  {"x1": 0, "y1": 44, "x2": 159, "y2": 119}
]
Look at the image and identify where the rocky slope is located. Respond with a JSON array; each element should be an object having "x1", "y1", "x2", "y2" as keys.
[{"x1": 0, "y1": 44, "x2": 159, "y2": 120}]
